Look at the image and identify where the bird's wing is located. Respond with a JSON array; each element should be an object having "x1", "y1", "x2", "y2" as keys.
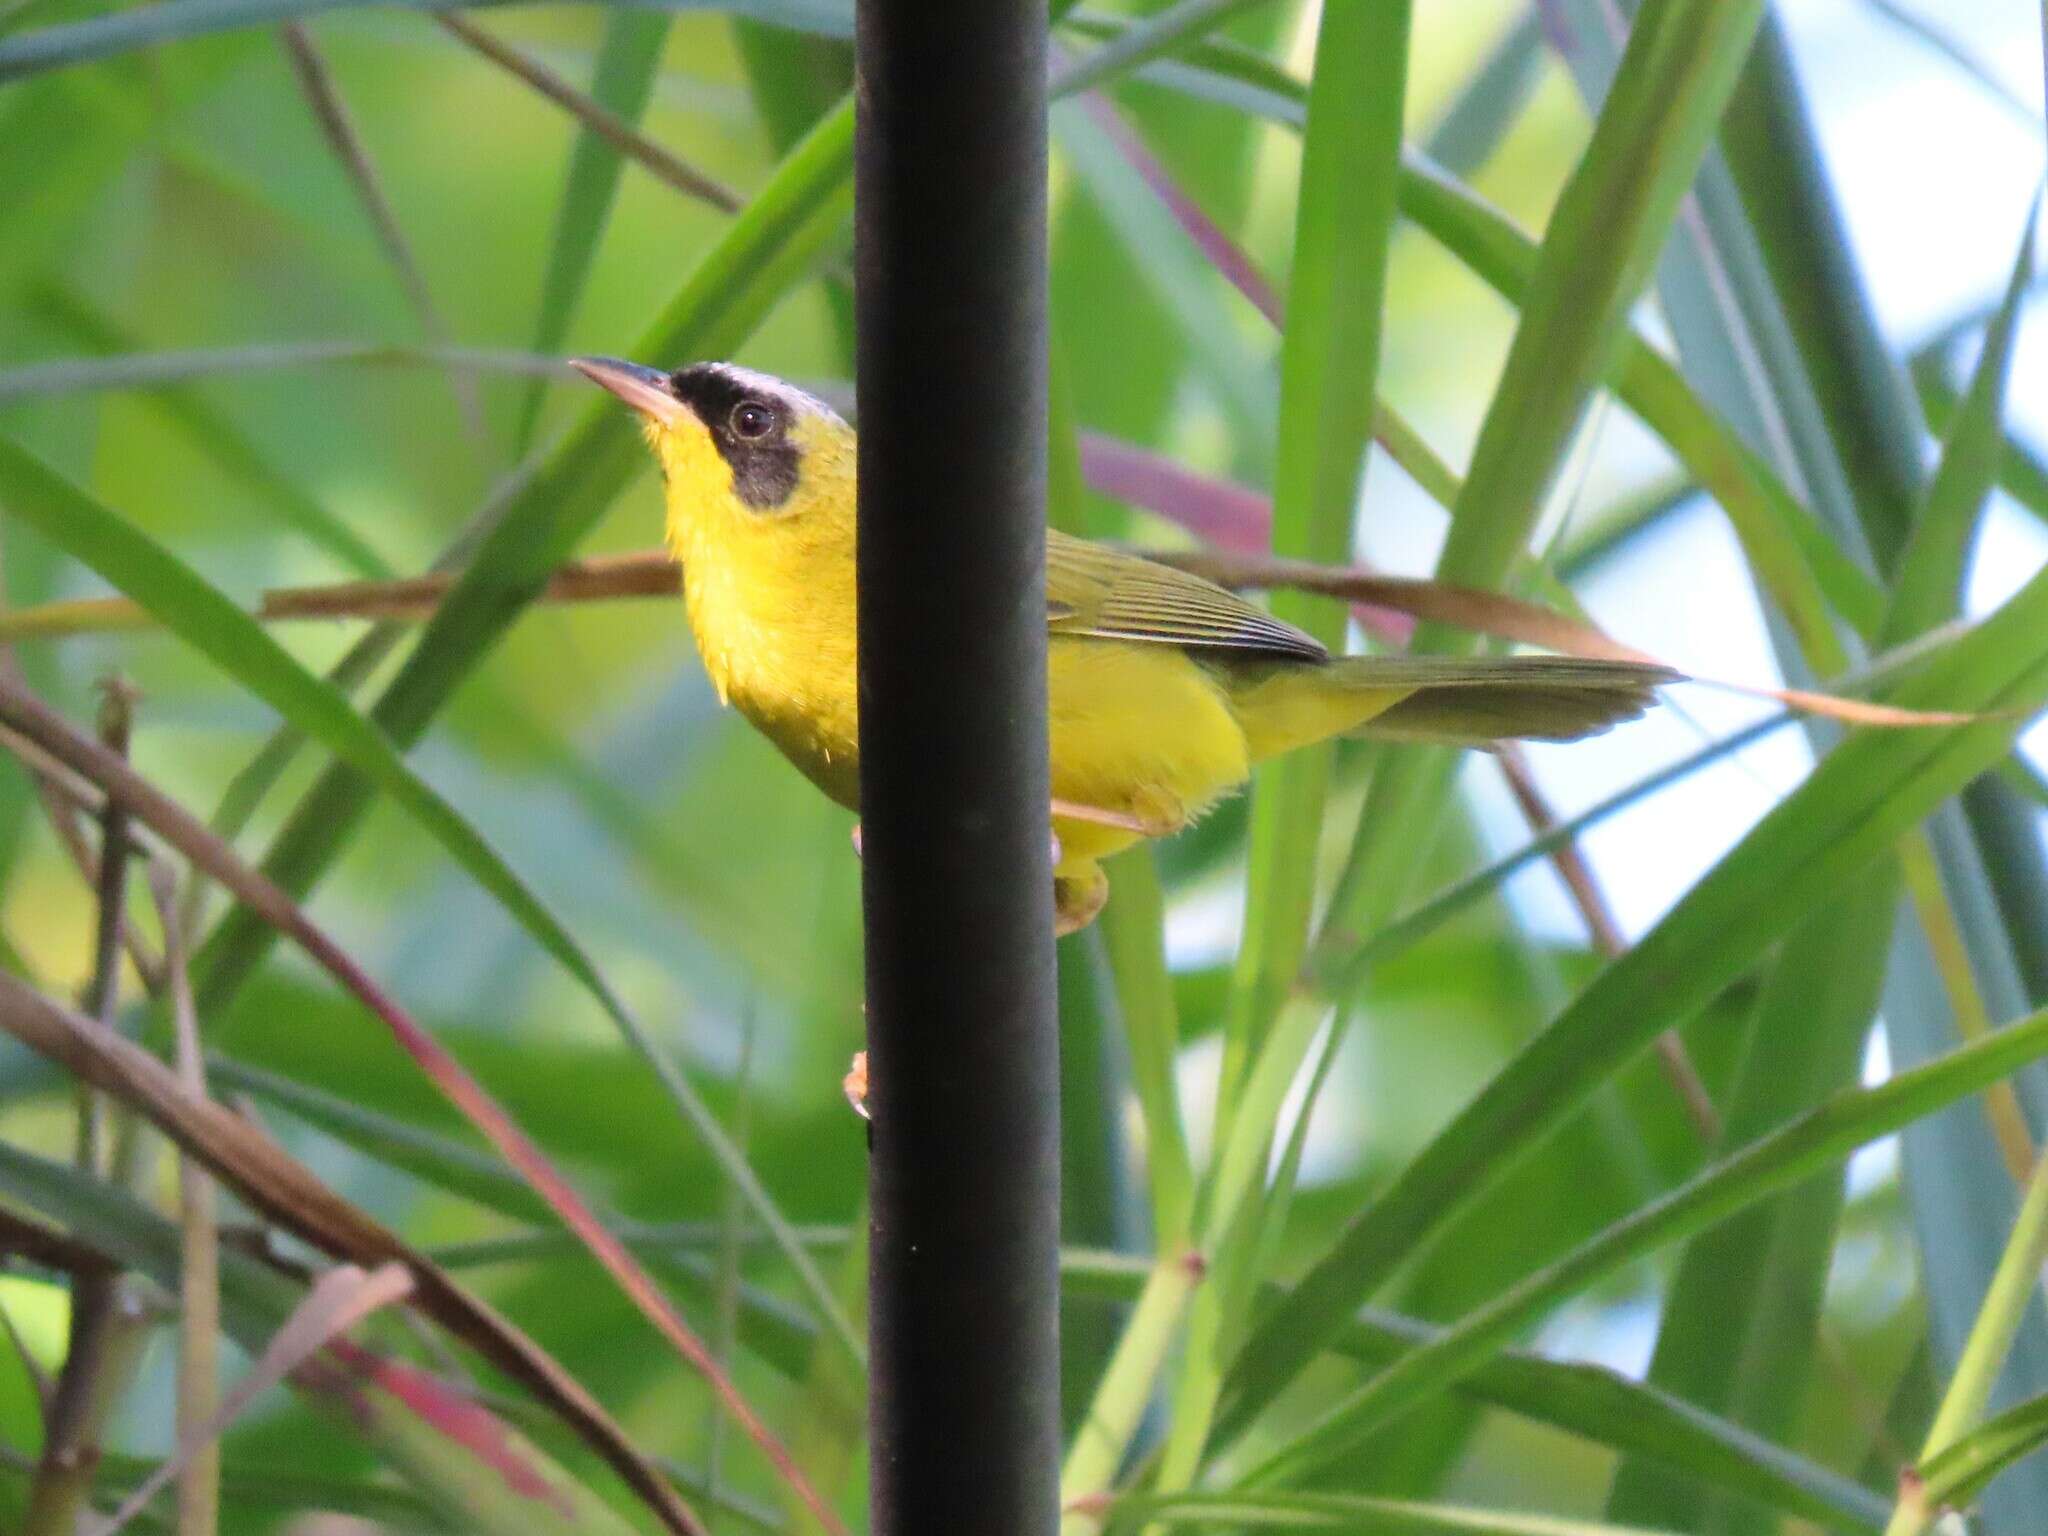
[{"x1": 1046, "y1": 531, "x2": 1327, "y2": 661}]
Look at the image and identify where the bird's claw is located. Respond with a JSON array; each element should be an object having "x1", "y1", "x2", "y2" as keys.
[{"x1": 842, "y1": 1050, "x2": 870, "y2": 1120}]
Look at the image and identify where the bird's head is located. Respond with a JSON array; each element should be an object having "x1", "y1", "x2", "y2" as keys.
[{"x1": 572, "y1": 357, "x2": 854, "y2": 550}]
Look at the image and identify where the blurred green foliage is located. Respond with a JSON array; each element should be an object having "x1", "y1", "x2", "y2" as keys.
[{"x1": 3, "y1": 1, "x2": 2048, "y2": 1533}]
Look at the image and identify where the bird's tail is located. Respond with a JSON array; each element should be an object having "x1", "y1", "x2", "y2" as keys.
[{"x1": 1224, "y1": 654, "x2": 1676, "y2": 762}]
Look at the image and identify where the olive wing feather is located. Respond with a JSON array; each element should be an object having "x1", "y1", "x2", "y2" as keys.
[{"x1": 1045, "y1": 532, "x2": 1327, "y2": 661}]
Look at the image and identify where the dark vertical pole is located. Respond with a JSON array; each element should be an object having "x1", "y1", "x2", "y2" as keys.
[{"x1": 854, "y1": 2, "x2": 1058, "y2": 1535}]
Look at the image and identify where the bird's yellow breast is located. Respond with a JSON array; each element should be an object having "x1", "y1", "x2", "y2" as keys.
[
  {"x1": 655, "y1": 405, "x2": 1257, "y2": 867},
  {"x1": 661, "y1": 415, "x2": 864, "y2": 806}
]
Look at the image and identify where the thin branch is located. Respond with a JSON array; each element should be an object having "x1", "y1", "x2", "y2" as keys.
[
  {"x1": 23, "y1": 679, "x2": 155, "y2": 1536},
  {"x1": 0, "y1": 550, "x2": 678, "y2": 640},
  {"x1": 0, "y1": 712, "x2": 167, "y2": 988},
  {"x1": 150, "y1": 864, "x2": 220, "y2": 1536},
  {"x1": 78, "y1": 677, "x2": 137, "y2": 1170},
  {"x1": 0, "y1": 1210, "x2": 117, "y2": 1279},
  {"x1": 435, "y1": 12, "x2": 742, "y2": 214}
]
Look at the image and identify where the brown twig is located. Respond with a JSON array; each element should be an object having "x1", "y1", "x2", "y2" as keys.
[
  {"x1": 22, "y1": 680, "x2": 154, "y2": 1536},
  {"x1": 0, "y1": 705, "x2": 168, "y2": 989},
  {"x1": 78, "y1": 678, "x2": 138, "y2": 1165},
  {"x1": 435, "y1": 12, "x2": 742, "y2": 214},
  {"x1": 150, "y1": 862, "x2": 221, "y2": 1536},
  {"x1": 0, "y1": 965, "x2": 708, "y2": 1536},
  {"x1": 0, "y1": 1210, "x2": 116, "y2": 1280}
]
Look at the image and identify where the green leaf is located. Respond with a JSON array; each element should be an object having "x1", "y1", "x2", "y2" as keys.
[
  {"x1": 1327, "y1": 1310, "x2": 1888, "y2": 1532},
  {"x1": 1604, "y1": 874, "x2": 1898, "y2": 1531},
  {"x1": 1051, "y1": 0, "x2": 1277, "y2": 99},
  {"x1": 1245, "y1": 1001, "x2": 2048, "y2": 1483},
  {"x1": 1127, "y1": 1490, "x2": 1686, "y2": 1534},
  {"x1": 1059, "y1": 1255, "x2": 1888, "y2": 1530},
  {"x1": 1322, "y1": 0, "x2": 1768, "y2": 944},
  {"x1": 1717, "y1": 27, "x2": 2048, "y2": 1536},
  {"x1": 513, "y1": 8, "x2": 672, "y2": 453},
  {"x1": 1921, "y1": 1390, "x2": 2048, "y2": 1509},
  {"x1": 1058, "y1": 28, "x2": 1888, "y2": 644},
  {"x1": 1223, "y1": 545, "x2": 2048, "y2": 1445},
  {"x1": 1153, "y1": 0, "x2": 1412, "y2": 1506},
  {"x1": 1718, "y1": 12, "x2": 1927, "y2": 574},
  {"x1": 730, "y1": 16, "x2": 854, "y2": 358},
  {"x1": 1098, "y1": 847, "x2": 1193, "y2": 1252},
  {"x1": 1212, "y1": 0, "x2": 1409, "y2": 1149},
  {"x1": 1420, "y1": 10, "x2": 1546, "y2": 178},
  {"x1": 0, "y1": 1139, "x2": 638, "y2": 1536},
  {"x1": 1886, "y1": 208, "x2": 2035, "y2": 645}
]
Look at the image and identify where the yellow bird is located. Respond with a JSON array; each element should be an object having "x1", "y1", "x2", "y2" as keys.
[{"x1": 574, "y1": 357, "x2": 1672, "y2": 934}]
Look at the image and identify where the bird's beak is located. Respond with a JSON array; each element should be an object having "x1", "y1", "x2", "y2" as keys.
[{"x1": 570, "y1": 356, "x2": 687, "y2": 427}]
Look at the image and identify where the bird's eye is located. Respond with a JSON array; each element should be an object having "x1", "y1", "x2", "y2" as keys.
[{"x1": 731, "y1": 401, "x2": 775, "y2": 440}]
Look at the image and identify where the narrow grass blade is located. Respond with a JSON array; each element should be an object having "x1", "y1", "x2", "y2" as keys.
[
  {"x1": 1721, "y1": 28, "x2": 2048, "y2": 1533},
  {"x1": 1247, "y1": 1002, "x2": 2048, "y2": 1483},
  {"x1": 1718, "y1": 13, "x2": 1925, "y2": 573},
  {"x1": 1223, "y1": 550, "x2": 2048, "y2": 1443},
  {"x1": 1150, "y1": 2, "x2": 1411, "y2": 1505},
  {"x1": 1098, "y1": 848, "x2": 1193, "y2": 1252},
  {"x1": 1422, "y1": 11, "x2": 1546, "y2": 178},
  {"x1": 0, "y1": 341, "x2": 561, "y2": 399},
  {"x1": 0, "y1": 971, "x2": 702, "y2": 1534},
  {"x1": 0, "y1": 685, "x2": 836, "y2": 1534},
  {"x1": 1127, "y1": 1490, "x2": 1685, "y2": 1534},
  {"x1": 1050, "y1": 36, "x2": 1890, "y2": 641},
  {"x1": 1060, "y1": 1258, "x2": 1202, "y2": 1536},
  {"x1": 514, "y1": 8, "x2": 672, "y2": 452},
  {"x1": 1315, "y1": 1305, "x2": 1888, "y2": 1532},
  {"x1": 0, "y1": 1140, "x2": 643, "y2": 1536},
  {"x1": 1920, "y1": 1390, "x2": 2048, "y2": 1509},
  {"x1": 436, "y1": 14, "x2": 738, "y2": 214},
  {"x1": 1860, "y1": 0, "x2": 2036, "y2": 125},
  {"x1": 1211, "y1": 0, "x2": 1409, "y2": 1149},
  {"x1": 277, "y1": 21, "x2": 487, "y2": 445},
  {"x1": 1886, "y1": 207, "x2": 2035, "y2": 645},
  {"x1": 1911, "y1": 1148, "x2": 2048, "y2": 1460},
  {"x1": 101, "y1": 1262, "x2": 415, "y2": 1534},
  {"x1": 1605, "y1": 874, "x2": 1897, "y2": 1530},
  {"x1": 1050, "y1": 0, "x2": 1277, "y2": 99},
  {"x1": 730, "y1": 19, "x2": 853, "y2": 355},
  {"x1": 1326, "y1": 0, "x2": 1769, "y2": 946}
]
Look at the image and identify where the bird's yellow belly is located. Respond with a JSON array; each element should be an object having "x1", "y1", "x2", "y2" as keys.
[
  {"x1": 1046, "y1": 639, "x2": 1249, "y2": 868},
  {"x1": 721, "y1": 635, "x2": 1251, "y2": 872}
]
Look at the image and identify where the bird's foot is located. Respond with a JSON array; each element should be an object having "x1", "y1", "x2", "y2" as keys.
[
  {"x1": 1054, "y1": 864, "x2": 1110, "y2": 936},
  {"x1": 1050, "y1": 796, "x2": 1181, "y2": 839},
  {"x1": 843, "y1": 1050, "x2": 869, "y2": 1120}
]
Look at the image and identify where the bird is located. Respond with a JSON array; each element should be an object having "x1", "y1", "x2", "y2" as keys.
[{"x1": 573, "y1": 356, "x2": 1674, "y2": 937}]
